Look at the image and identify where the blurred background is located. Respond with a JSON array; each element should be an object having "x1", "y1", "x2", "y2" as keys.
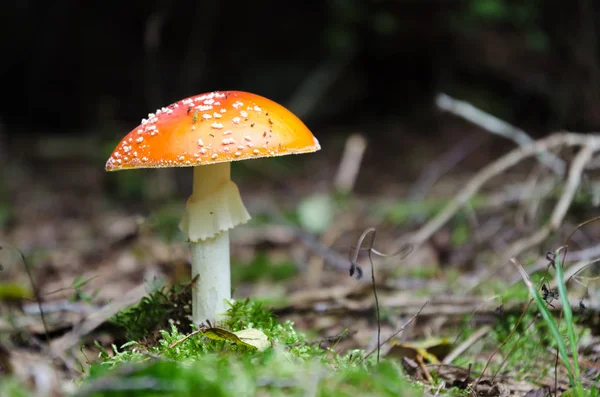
[
  {"x1": 3, "y1": 0, "x2": 600, "y2": 136},
  {"x1": 1, "y1": 0, "x2": 600, "y2": 305}
]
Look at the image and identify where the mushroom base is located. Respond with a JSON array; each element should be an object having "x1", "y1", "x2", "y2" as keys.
[{"x1": 191, "y1": 230, "x2": 231, "y2": 324}]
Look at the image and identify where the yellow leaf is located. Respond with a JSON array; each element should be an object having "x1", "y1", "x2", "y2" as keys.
[
  {"x1": 232, "y1": 328, "x2": 270, "y2": 351},
  {"x1": 0, "y1": 283, "x2": 33, "y2": 301},
  {"x1": 386, "y1": 337, "x2": 453, "y2": 364},
  {"x1": 202, "y1": 327, "x2": 269, "y2": 351}
]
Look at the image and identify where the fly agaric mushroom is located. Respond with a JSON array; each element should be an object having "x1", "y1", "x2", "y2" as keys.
[{"x1": 106, "y1": 91, "x2": 320, "y2": 324}]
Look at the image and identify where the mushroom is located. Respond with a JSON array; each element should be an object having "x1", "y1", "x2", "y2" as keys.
[{"x1": 105, "y1": 91, "x2": 320, "y2": 324}]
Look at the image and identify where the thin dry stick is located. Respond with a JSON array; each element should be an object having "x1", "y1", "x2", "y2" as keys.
[
  {"x1": 563, "y1": 215, "x2": 600, "y2": 266},
  {"x1": 433, "y1": 380, "x2": 445, "y2": 397},
  {"x1": 507, "y1": 244, "x2": 600, "y2": 287},
  {"x1": 51, "y1": 283, "x2": 148, "y2": 354},
  {"x1": 2, "y1": 246, "x2": 85, "y2": 376},
  {"x1": 443, "y1": 325, "x2": 491, "y2": 365},
  {"x1": 409, "y1": 133, "x2": 486, "y2": 199},
  {"x1": 551, "y1": 257, "x2": 600, "y2": 291},
  {"x1": 491, "y1": 316, "x2": 538, "y2": 382},
  {"x1": 287, "y1": 330, "x2": 352, "y2": 347},
  {"x1": 168, "y1": 327, "x2": 207, "y2": 349},
  {"x1": 351, "y1": 228, "x2": 381, "y2": 363},
  {"x1": 468, "y1": 143, "x2": 598, "y2": 293},
  {"x1": 476, "y1": 297, "x2": 534, "y2": 383},
  {"x1": 362, "y1": 300, "x2": 429, "y2": 361},
  {"x1": 436, "y1": 93, "x2": 565, "y2": 175},
  {"x1": 349, "y1": 228, "x2": 413, "y2": 277},
  {"x1": 514, "y1": 163, "x2": 546, "y2": 230},
  {"x1": 416, "y1": 354, "x2": 434, "y2": 384},
  {"x1": 447, "y1": 294, "x2": 500, "y2": 358},
  {"x1": 13, "y1": 247, "x2": 50, "y2": 342},
  {"x1": 333, "y1": 133, "x2": 367, "y2": 194},
  {"x1": 409, "y1": 133, "x2": 598, "y2": 248},
  {"x1": 349, "y1": 228, "x2": 412, "y2": 363},
  {"x1": 497, "y1": 143, "x2": 596, "y2": 264}
]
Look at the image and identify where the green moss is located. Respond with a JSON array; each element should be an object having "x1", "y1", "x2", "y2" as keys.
[
  {"x1": 84, "y1": 351, "x2": 414, "y2": 397},
  {"x1": 88, "y1": 298, "x2": 419, "y2": 397},
  {"x1": 110, "y1": 281, "x2": 193, "y2": 342}
]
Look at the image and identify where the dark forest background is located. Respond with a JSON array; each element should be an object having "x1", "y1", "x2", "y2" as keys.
[{"x1": 2, "y1": 0, "x2": 600, "y2": 140}]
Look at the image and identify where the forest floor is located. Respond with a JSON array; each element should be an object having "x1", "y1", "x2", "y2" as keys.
[{"x1": 0, "y1": 113, "x2": 599, "y2": 396}]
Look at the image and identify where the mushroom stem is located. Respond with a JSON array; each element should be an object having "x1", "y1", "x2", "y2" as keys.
[
  {"x1": 181, "y1": 162, "x2": 250, "y2": 324},
  {"x1": 190, "y1": 229, "x2": 230, "y2": 324}
]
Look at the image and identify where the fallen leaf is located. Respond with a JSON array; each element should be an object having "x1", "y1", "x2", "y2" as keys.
[
  {"x1": 232, "y1": 328, "x2": 270, "y2": 351},
  {"x1": 202, "y1": 327, "x2": 270, "y2": 351},
  {"x1": 386, "y1": 337, "x2": 453, "y2": 363}
]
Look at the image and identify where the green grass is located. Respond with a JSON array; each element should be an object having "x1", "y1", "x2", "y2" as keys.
[
  {"x1": 450, "y1": 258, "x2": 592, "y2": 389},
  {"x1": 512, "y1": 250, "x2": 585, "y2": 396},
  {"x1": 111, "y1": 282, "x2": 193, "y2": 341}
]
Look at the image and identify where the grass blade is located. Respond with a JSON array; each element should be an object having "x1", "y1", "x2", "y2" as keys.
[{"x1": 510, "y1": 258, "x2": 576, "y2": 387}]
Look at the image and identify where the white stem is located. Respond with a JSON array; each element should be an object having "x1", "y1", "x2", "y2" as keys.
[
  {"x1": 191, "y1": 230, "x2": 230, "y2": 324},
  {"x1": 180, "y1": 162, "x2": 251, "y2": 324}
]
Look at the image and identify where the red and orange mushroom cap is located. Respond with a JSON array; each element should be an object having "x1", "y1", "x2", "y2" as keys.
[{"x1": 105, "y1": 91, "x2": 320, "y2": 171}]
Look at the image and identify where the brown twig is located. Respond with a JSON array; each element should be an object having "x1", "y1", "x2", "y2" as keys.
[
  {"x1": 443, "y1": 325, "x2": 491, "y2": 365},
  {"x1": 491, "y1": 315, "x2": 538, "y2": 382},
  {"x1": 12, "y1": 246, "x2": 50, "y2": 343},
  {"x1": 167, "y1": 325, "x2": 208, "y2": 349},
  {"x1": 351, "y1": 228, "x2": 381, "y2": 363},
  {"x1": 287, "y1": 330, "x2": 353, "y2": 348},
  {"x1": 498, "y1": 143, "x2": 596, "y2": 263},
  {"x1": 563, "y1": 215, "x2": 600, "y2": 266},
  {"x1": 416, "y1": 354, "x2": 434, "y2": 384},
  {"x1": 334, "y1": 134, "x2": 367, "y2": 194},
  {"x1": 436, "y1": 93, "x2": 566, "y2": 175},
  {"x1": 508, "y1": 244, "x2": 600, "y2": 287},
  {"x1": 409, "y1": 133, "x2": 599, "y2": 249},
  {"x1": 432, "y1": 380, "x2": 445, "y2": 397},
  {"x1": 409, "y1": 133, "x2": 487, "y2": 199},
  {"x1": 50, "y1": 283, "x2": 148, "y2": 354}
]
